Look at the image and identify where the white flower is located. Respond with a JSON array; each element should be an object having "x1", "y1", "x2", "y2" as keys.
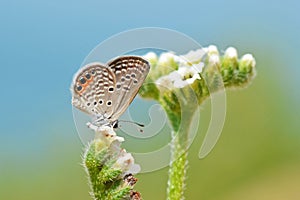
[
  {"x1": 143, "y1": 52, "x2": 157, "y2": 63},
  {"x1": 113, "y1": 150, "x2": 141, "y2": 174},
  {"x1": 206, "y1": 45, "x2": 219, "y2": 55},
  {"x1": 173, "y1": 75, "x2": 199, "y2": 88},
  {"x1": 158, "y1": 52, "x2": 175, "y2": 65},
  {"x1": 241, "y1": 54, "x2": 256, "y2": 68},
  {"x1": 156, "y1": 63, "x2": 202, "y2": 89},
  {"x1": 224, "y1": 47, "x2": 238, "y2": 59},
  {"x1": 173, "y1": 54, "x2": 188, "y2": 67},
  {"x1": 179, "y1": 48, "x2": 206, "y2": 64},
  {"x1": 174, "y1": 66, "x2": 201, "y2": 88},
  {"x1": 87, "y1": 123, "x2": 124, "y2": 144},
  {"x1": 189, "y1": 62, "x2": 204, "y2": 74},
  {"x1": 86, "y1": 124, "x2": 141, "y2": 175},
  {"x1": 209, "y1": 54, "x2": 220, "y2": 65}
]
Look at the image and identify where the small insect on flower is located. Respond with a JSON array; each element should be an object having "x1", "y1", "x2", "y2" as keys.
[{"x1": 71, "y1": 55, "x2": 150, "y2": 130}]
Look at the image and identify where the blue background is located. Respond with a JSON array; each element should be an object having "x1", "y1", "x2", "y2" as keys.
[{"x1": 1, "y1": 0, "x2": 299, "y2": 199}]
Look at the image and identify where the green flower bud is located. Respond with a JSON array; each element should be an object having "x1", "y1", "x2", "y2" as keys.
[{"x1": 239, "y1": 54, "x2": 256, "y2": 73}]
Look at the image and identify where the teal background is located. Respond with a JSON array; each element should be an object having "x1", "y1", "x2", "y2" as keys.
[{"x1": 1, "y1": 0, "x2": 300, "y2": 199}]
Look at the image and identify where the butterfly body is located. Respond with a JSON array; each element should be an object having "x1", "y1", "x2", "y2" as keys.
[{"x1": 71, "y1": 55, "x2": 150, "y2": 128}]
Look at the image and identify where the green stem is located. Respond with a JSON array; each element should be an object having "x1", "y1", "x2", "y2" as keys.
[
  {"x1": 167, "y1": 132, "x2": 188, "y2": 200},
  {"x1": 167, "y1": 121, "x2": 194, "y2": 200},
  {"x1": 164, "y1": 90, "x2": 197, "y2": 200}
]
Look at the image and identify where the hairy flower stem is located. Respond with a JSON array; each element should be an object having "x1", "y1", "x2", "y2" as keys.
[
  {"x1": 166, "y1": 110, "x2": 195, "y2": 200},
  {"x1": 160, "y1": 84, "x2": 199, "y2": 200}
]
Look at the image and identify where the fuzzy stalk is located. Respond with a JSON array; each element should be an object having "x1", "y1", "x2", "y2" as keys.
[{"x1": 166, "y1": 111, "x2": 196, "y2": 200}]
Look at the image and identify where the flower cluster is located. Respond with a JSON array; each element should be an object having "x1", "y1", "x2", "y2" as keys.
[
  {"x1": 139, "y1": 46, "x2": 256, "y2": 200},
  {"x1": 84, "y1": 124, "x2": 141, "y2": 200},
  {"x1": 140, "y1": 45, "x2": 256, "y2": 103}
]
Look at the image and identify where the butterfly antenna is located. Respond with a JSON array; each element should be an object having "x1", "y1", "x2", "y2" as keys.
[{"x1": 118, "y1": 120, "x2": 145, "y2": 133}]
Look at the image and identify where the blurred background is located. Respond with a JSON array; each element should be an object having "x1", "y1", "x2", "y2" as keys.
[{"x1": 0, "y1": 0, "x2": 299, "y2": 199}]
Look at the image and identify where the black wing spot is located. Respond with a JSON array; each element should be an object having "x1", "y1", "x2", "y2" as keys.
[
  {"x1": 80, "y1": 77, "x2": 86, "y2": 84},
  {"x1": 85, "y1": 73, "x2": 91, "y2": 79},
  {"x1": 107, "y1": 101, "x2": 112, "y2": 106},
  {"x1": 108, "y1": 87, "x2": 114, "y2": 92},
  {"x1": 77, "y1": 85, "x2": 82, "y2": 91}
]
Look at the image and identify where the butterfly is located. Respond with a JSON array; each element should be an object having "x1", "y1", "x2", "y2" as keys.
[{"x1": 71, "y1": 55, "x2": 150, "y2": 129}]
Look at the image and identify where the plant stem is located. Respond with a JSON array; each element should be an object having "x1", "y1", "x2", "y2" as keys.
[{"x1": 165, "y1": 98, "x2": 197, "y2": 200}]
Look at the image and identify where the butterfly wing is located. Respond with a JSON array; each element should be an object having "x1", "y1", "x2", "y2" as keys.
[
  {"x1": 107, "y1": 55, "x2": 150, "y2": 121},
  {"x1": 71, "y1": 63, "x2": 117, "y2": 119}
]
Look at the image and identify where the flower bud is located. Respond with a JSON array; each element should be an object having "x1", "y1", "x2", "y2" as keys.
[{"x1": 239, "y1": 54, "x2": 256, "y2": 73}]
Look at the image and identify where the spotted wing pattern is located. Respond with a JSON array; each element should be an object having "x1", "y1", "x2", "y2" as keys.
[
  {"x1": 71, "y1": 55, "x2": 150, "y2": 126},
  {"x1": 107, "y1": 55, "x2": 150, "y2": 121},
  {"x1": 71, "y1": 63, "x2": 117, "y2": 119}
]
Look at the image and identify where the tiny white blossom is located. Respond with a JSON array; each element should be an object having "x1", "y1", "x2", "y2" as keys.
[
  {"x1": 207, "y1": 45, "x2": 219, "y2": 55},
  {"x1": 87, "y1": 123, "x2": 124, "y2": 143},
  {"x1": 155, "y1": 70, "x2": 181, "y2": 91},
  {"x1": 209, "y1": 54, "x2": 220, "y2": 65},
  {"x1": 158, "y1": 52, "x2": 175, "y2": 64},
  {"x1": 179, "y1": 48, "x2": 206, "y2": 64},
  {"x1": 190, "y1": 62, "x2": 204, "y2": 74},
  {"x1": 155, "y1": 76, "x2": 174, "y2": 91},
  {"x1": 187, "y1": 74, "x2": 200, "y2": 84},
  {"x1": 156, "y1": 63, "x2": 202, "y2": 89},
  {"x1": 173, "y1": 79, "x2": 188, "y2": 88},
  {"x1": 114, "y1": 150, "x2": 141, "y2": 174},
  {"x1": 241, "y1": 54, "x2": 256, "y2": 68},
  {"x1": 143, "y1": 52, "x2": 157, "y2": 63},
  {"x1": 225, "y1": 47, "x2": 238, "y2": 58},
  {"x1": 173, "y1": 72, "x2": 200, "y2": 88},
  {"x1": 86, "y1": 124, "x2": 141, "y2": 175},
  {"x1": 173, "y1": 54, "x2": 189, "y2": 67}
]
